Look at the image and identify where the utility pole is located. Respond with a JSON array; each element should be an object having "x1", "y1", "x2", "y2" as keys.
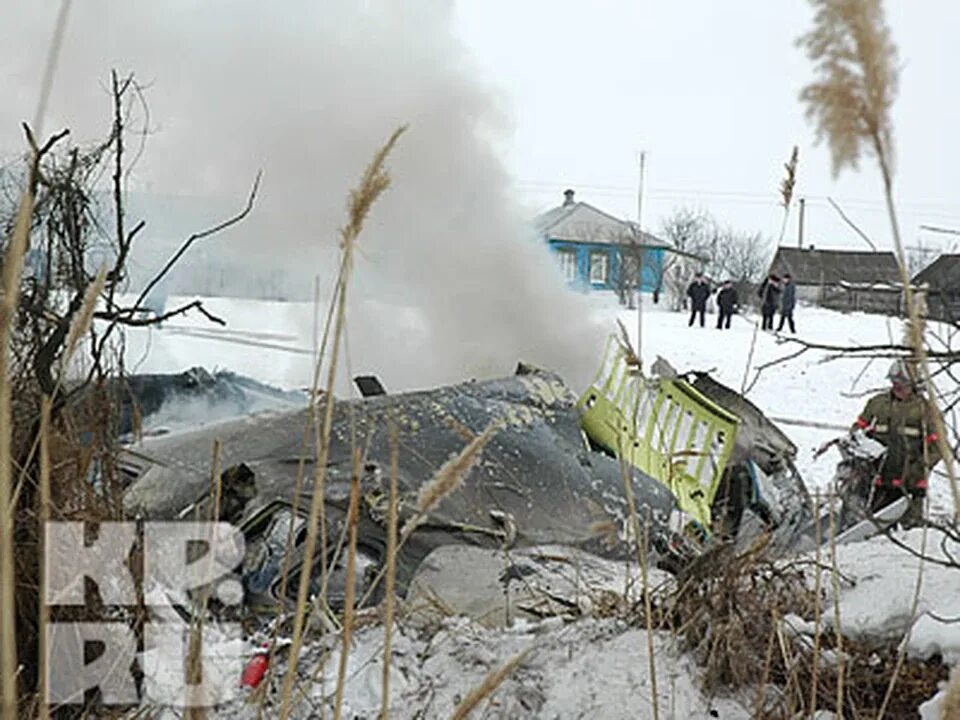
[
  {"x1": 798, "y1": 197, "x2": 806, "y2": 249},
  {"x1": 636, "y1": 150, "x2": 646, "y2": 365}
]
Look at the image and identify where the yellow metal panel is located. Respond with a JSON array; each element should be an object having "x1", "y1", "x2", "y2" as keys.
[{"x1": 577, "y1": 336, "x2": 740, "y2": 532}]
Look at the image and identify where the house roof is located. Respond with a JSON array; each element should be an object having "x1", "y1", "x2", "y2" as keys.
[
  {"x1": 535, "y1": 192, "x2": 671, "y2": 249},
  {"x1": 912, "y1": 253, "x2": 960, "y2": 290},
  {"x1": 769, "y1": 246, "x2": 901, "y2": 285}
]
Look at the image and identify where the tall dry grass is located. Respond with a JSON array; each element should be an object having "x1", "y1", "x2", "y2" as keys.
[
  {"x1": 379, "y1": 423, "x2": 400, "y2": 720},
  {"x1": 36, "y1": 398, "x2": 51, "y2": 720},
  {"x1": 1, "y1": 4, "x2": 72, "y2": 714},
  {"x1": 617, "y1": 450, "x2": 659, "y2": 720},
  {"x1": 277, "y1": 126, "x2": 405, "y2": 720},
  {"x1": 777, "y1": 145, "x2": 799, "y2": 244},
  {"x1": 332, "y1": 451, "x2": 362, "y2": 720},
  {"x1": 798, "y1": 0, "x2": 958, "y2": 519},
  {"x1": 800, "y1": 2, "x2": 960, "y2": 711}
]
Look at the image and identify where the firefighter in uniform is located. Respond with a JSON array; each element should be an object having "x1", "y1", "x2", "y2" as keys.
[{"x1": 852, "y1": 359, "x2": 941, "y2": 527}]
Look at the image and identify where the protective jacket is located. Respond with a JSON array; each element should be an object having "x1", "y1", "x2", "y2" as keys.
[{"x1": 854, "y1": 391, "x2": 941, "y2": 492}]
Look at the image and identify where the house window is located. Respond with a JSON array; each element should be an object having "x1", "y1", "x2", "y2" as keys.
[
  {"x1": 557, "y1": 249, "x2": 577, "y2": 282},
  {"x1": 590, "y1": 251, "x2": 609, "y2": 283}
]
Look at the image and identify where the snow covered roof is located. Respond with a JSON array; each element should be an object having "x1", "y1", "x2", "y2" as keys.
[
  {"x1": 769, "y1": 246, "x2": 900, "y2": 286},
  {"x1": 535, "y1": 190, "x2": 671, "y2": 249},
  {"x1": 912, "y1": 253, "x2": 960, "y2": 291}
]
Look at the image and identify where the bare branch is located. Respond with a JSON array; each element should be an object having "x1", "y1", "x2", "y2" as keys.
[
  {"x1": 131, "y1": 170, "x2": 262, "y2": 313},
  {"x1": 95, "y1": 299, "x2": 226, "y2": 327},
  {"x1": 827, "y1": 196, "x2": 877, "y2": 251}
]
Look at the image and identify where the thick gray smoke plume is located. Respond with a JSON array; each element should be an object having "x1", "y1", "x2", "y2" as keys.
[{"x1": 1, "y1": 1, "x2": 609, "y2": 391}]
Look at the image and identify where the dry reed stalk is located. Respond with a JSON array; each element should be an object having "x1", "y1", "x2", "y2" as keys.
[
  {"x1": 278, "y1": 126, "x2": 405, "y2": 720},
  {"x1": 357, "y1": 419, "x2": 500, "y2": 613},
  {"x1": 184, "y1": 439, "x2": 222, "y2": 719},
  {"x1": 379, "y1": 423, "x2": 400, "y2": 720},
  {"x1": 37, "y1": 397, "x2": 51, "y2": 720},
  {"x1": 810, "y1": 491, "x2": 823, "y2": 714},
  {"x1": 2, "y1": 36, "x2": 73, "y2": 709},
  {"x1": 828, "y1": 492, "x2": 845, "y2": 718},
  {"x1": 799, "y1": 0, "x2": 959, "y2": 519},
  {"x1": 448, "y1": 648, "x2": 530, "y2": 720},
  {"x1": 773, "y1": 610, "x2": 802, "y2": 716},
  {"x1": 0, "y1": 160, "x2": 36, "y2": 720},
  {"x1": 876, "y1": 516, "x2": 929, "y2": 719},
  {"x1": 616, "y1": 449, "x2": 659, "y2": 720},
  {"x1": 800, "y1": 4, "x2": 960, "y2": 709},
  {"x1": 753, "y1": 612, "x2": 778, "y2": 717},
  {"x1": 10, "y1": 265, "x2": 106, "y2": 515},
  {"x1": 639, "y1": 517, "x2": 660, "y2": 720},
  {"x1": 777, "y1": 145, "x2": 799, "y2": 244},
  {"x1": 402, "y1": 422, "x2": 499, "y2": 540},
  {"x1": 332, "y1": 450, "x2": 362, "y2": 720},
  {"x1": 740, "y1": 319, "x2": 761, "y2": 396},
  {"x1": 256, "y1": 269, "x2": 344, "y2": 719}
]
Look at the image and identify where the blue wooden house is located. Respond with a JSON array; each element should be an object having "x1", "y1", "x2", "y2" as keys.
[{"x1": 535, "y1": 189, "x2": 671, "y2": 292}]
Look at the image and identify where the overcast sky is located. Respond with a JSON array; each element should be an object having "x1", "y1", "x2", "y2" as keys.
[
  {"x1": 454, "y1": 1, "x2": 960, "y2": 255},
  {"x1": 4, "y1": 1, "x2": 959, "y2": 256},
  {"x1": 3, "y1": 2, "x2": 960, "y2": 389}
]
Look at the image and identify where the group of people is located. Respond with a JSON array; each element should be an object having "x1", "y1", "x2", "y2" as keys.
[
  {"x1": 756, "y1": 272, "x2": 796, "y2": 333},
  {"x1": 685, "y1": 271, "x2": 797, "y2": 333}
]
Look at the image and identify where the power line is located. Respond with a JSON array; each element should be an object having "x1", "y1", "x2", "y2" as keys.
[{"x1": 515, "y1": 179, "x2": 960, "y2": 214}]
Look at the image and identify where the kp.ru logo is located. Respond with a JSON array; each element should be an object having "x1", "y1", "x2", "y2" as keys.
[{"x1": 44, "y1": 521, "x2": 247, "y2": 707}]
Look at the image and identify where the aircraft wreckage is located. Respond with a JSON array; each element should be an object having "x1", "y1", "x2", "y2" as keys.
[{"x1": 119, "y1": 335, "x2": 821, "y2": 613}]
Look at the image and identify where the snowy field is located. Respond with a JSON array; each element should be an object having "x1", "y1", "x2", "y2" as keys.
[{"x1": 118, "y1": 293, "x2": 960, "y2": 718}]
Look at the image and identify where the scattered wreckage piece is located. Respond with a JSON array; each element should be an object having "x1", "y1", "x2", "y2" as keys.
[
  {"x1": 97, "y1": 366, "x2": 306, "y2": 437},
  {"x1": 121, "y1": 364, "x2": 680, "y2": 612},
  {"x1": 406, "y1": 543, "x2": 675, "y2": 628},
  {"x1": 578, "y1": 336, "x2": 815, "y2": 553}
]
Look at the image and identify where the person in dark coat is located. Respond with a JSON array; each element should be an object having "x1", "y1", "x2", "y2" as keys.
[
  {"x1": 777, "y1": 273, "x2": 797, "y2": 333},
  {"x1": 715, "y1": 280, "x2": 739, "y2": 329},
  {"x1": 757, "y1": 273, "x2": 781, "y2": 330},
  {"x1": 686, "y1": 271, "x2": 710, "y2": 327}
]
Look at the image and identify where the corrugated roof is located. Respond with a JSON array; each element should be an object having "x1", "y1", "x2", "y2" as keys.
[
  {"x1": 912, "y1": 254, "x2": 960, "y2": 289},
  {"x1": 769, "y1": 246, "x2": 900, "y2": 285}
]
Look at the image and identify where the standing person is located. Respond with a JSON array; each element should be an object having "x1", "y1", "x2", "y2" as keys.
[
  {"x1": 851, "y1": 360, "x2": 941, "y2": 527},
  {"x1": 715, "y1": 280, "x2": 739, "y2": 329},
  {"x1": 686, "y1": 271, "x2": 710, "y2": 328},
  {"x1": 777, "y1": 273, "x2": 796, "y2": 333},
  {"x1": 757, "y1": 273, "x2": 781, "y2": 330}
]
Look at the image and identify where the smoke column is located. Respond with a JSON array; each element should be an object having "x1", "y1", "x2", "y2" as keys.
[{"x1": 0, "y1": 1, "x2": 610, "y2": 391}]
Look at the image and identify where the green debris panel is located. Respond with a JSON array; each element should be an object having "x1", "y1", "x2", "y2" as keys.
[{"x1": 578, "y1": 336, "x2": 738, "y2": 530}]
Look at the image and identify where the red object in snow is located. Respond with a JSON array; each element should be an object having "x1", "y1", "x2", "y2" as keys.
[{"x1": 240, "y1": 651, "x2": 269, "y2": 688}]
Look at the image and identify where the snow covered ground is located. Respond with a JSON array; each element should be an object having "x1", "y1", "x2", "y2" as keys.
[{"x1": 117, "y1": 292, "x2": 960, "y2": 718}]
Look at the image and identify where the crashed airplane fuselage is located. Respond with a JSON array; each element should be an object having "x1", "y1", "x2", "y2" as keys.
[{"x1": 121, "y1": 365, "x2": 679, "y2": 610}]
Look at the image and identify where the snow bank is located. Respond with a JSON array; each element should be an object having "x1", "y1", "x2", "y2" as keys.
[
  {"x1": 211, "y1": 617, "x2": 749, "y2": 719},
  {"x1": 814, "y1": 528, "x2": 960, "y2": 645}
]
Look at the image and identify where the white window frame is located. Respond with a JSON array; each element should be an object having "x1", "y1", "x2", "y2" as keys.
[
  {"x1": 589, "y1": 251, "x2": 609, "y2": 284},
  {"x1": 557, "y1": 249, "x2": 577, "y2": 282}
]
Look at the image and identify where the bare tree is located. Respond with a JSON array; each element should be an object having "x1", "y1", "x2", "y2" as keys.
[
  {"x1": 614, "y1": 228, "x2": 641, "y2": 308},
  {"x1": 659, "y1": 207, "x2": 716, "y2": 310},
  {"x1": 655, "y1": 208, "x2": 773, "y2": 311},
  {"x1": 0, "y1": 70, "x2": 258, "y2": 703},
  {"x1": 716, "y1": 228, "x2": 772, "y2": 285}
]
